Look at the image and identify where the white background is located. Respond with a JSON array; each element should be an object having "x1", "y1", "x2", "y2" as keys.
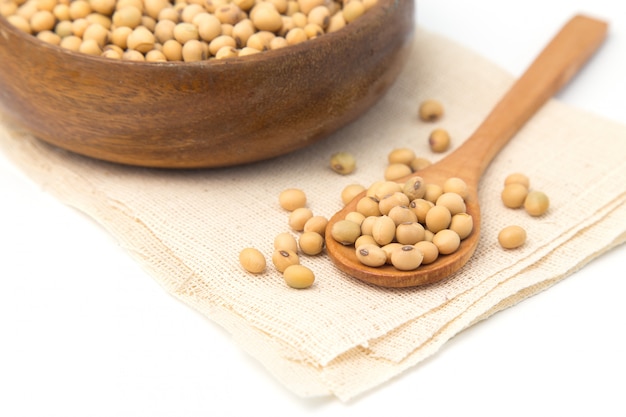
[{"x1": 1, "y1": 1, "x2": 625, "y2": 415}]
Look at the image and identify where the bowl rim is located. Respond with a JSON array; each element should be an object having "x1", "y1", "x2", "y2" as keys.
[{"x1": 0, "y1": 0, "x2": 403, "y2": 69}]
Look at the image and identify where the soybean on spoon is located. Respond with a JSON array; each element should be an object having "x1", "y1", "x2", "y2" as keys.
[{"x1": 324, "y1": 14, "x2": 608, "y2": 288}]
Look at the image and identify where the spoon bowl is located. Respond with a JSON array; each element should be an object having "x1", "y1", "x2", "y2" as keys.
[{"x1": 325, "y1": 14, "x2": 608, "y2": 288}]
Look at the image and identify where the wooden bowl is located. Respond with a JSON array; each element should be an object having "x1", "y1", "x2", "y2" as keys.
[{"x1": 0, "y1": 0, "x2": 414, "y2": 168}]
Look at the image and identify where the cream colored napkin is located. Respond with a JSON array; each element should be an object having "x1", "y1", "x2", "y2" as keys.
[{"x1": 2, "y1": 27, "x2": 626, "y2": 401}]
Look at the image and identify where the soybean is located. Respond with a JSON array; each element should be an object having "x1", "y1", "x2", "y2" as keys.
[
  {"x1": 388, "y1": 147, "x2": 416, "y2": 166},
  {"x1": 436, "y1": 192, "x2": 466, "y2": 215},
  {"x1": 239, "y1": 247, "x2": 267, "y2": 273},
  {"x1": 428, "y1": 128, "x2": 451, "y2": 153},
  {"x1": 288, "y1": 207, "x2": 314, "y2": 231},
  {"x1": 402, "y1": 176, "x2": 426, "y2": 201},
  {"x1": 409, "y1": 157, "x2": 432, "y2": 171},
  {"x1": 501, "y1": 183, "x2": 528, "y2": 209},
  {"x1": 344, "y1": 211, "x2": 365, "y2": 226},
  {"x1": 272, "y1": 248, "x2": 300, "y2": 272},
  {"x1": 330, "y1": 151, "x2": 356, "y2": 175},
  {"x1": 355, "y1": 234, "x2": 377, "y2": 249},
  {"x1": 432, "y1": 229, "x2": 460, "y2": 255},
  {"x1": 387, "y1": 205, "x2": 417, "y2": 225},
  {"x1": 283, "y1": 264, "x2": 315, "y2": 289},
  {"x1": 378, "y1": 192, "x2": 410, "y2": 216},
  {"x1": 341, "y1": 184, "x2": 366, "y2": 205},
  {"x1": 381, "y1": 242, "x2": 402, "y2": 263},
  {"x1": 384, "y1": 163, "x2": 412, "y2": 181},
  {"x1": 298, "y1": 231, "x2": 325, "y2": 255},
  {"x1": 30, "y1": 10, "x2": 55, "y2": 31},
  {"x1": 443, "y1": 177, "x2": 468, "y2": 199},
  {"x1": 327, "y1": 10, "x2": 345, "y2": 32},
  {"x1": 181, "y1": 40, "x2": 206, "y2": 61},
  {"x1": 279, "y1": 188, "x2": 307, "y2": 211},
  {"x1": 425, "y1": 205, "x2": 451, "y2": 233},
  {"x1": 390, "y1": 245, "x2": 423, "y2": 270},
  {"x1": 395, "y1": 222, "x2": 425, "y2": 245},
  {"x1": 371, "y1": 215, "x2": 396, "y2": 246},
  {"x1": 251, "y1": 4, "x2": 282, "y2": 32},
  {"x1": 330, "y1": 219, "x2": 361, "y2": 245},
  {"x1": 355, "y1": 244, "x2": 387, "y2": 267},
  {"x1": 274, "y1": 232, "x2": 298, "y2": 252},
  {"x1": 423, "y1": 183, "x2": 443, "y2": 203},
  {"x1": 356, "y1": 196, "x2": 381, "y2": 217},
  {"x1": 449, "y1": 213, "x2": 473, "y2": 240},
  {"x1": 127, "y1": 25, "x2": 155, "y2": 53},
  {"x1": 498, "y1": 225, "x2": 527, "y2": 249},
  {"x1": 409, "y1": 198, "x2": 433, "y2": 223},
  {"x1": 415, "y1": 240, "x2": 438, "y2": 264},
  {"x1": 342, "y1": 0, "x2": 364, "y2": 23},
  {"x1": 303, "y1": 215, "x2": 328, "y2": 236},
  {"x1": 504, "y1": 173, "x2": 530, "y2": 189},
  {"x1": 524, "y1": 191, "x2": 549, "y2": 216},
  {"x1": 418, "y1": 99, "x2": 444, "y2": 122},
  {"x1": 368, "y1": 180, "x2": 402, "y2": 200},
  {"x1": 359, "y1": 216, "x2": 377, "y2": 236}
]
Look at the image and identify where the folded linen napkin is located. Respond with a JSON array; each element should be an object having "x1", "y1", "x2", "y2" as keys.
[{"x1": 1, "y1": 26, "x2": 625, "y2": 401}]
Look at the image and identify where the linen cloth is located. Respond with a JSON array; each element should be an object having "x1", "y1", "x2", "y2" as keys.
[{"x1": 1, "y1": 27, "x2": 625, "y2": 401}]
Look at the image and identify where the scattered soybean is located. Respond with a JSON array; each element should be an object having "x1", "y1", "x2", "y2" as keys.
[
  {"x1": 283, "y1": 264, "x2": 315, "y2": 288},
  {"x1": 330, "y1": 151, "x2": 356, "y2": 175},
  {"x1": 239, "y1": 247, "x2": 266, "y2": 273},
  {"x1": 418, "y1": 99, "x2": 444, "y2": 122},
  {"x1": 524, "y1": 190, "x2": 550, "y2": 216},
  {"x1": 428, "y1": 128, "x2": 451, "y2": 153},
  {"x1": 498, "y1": 225, "x2": 527, "y2": 249},
  {"x1": 279, "y1": 188, "x2": 307, "y2": 211}
]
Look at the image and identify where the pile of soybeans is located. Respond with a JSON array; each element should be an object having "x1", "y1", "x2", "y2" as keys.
[{"x1": 0, "y1": 0, "x2": 376, "y2": 61}]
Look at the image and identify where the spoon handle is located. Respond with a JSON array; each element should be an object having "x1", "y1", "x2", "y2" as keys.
[{"x1": 442, "y1": 14, "x2": 608, "y2": 180}]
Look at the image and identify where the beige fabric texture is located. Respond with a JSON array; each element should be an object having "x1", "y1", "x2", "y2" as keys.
[{"x1": 2, "y1": 27, "x2": 626, "y2": 401}]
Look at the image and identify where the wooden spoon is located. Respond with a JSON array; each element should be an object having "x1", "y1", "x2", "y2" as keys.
[{"x1": 324, "y1": 14, "x2": 608, "y2": 288}]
